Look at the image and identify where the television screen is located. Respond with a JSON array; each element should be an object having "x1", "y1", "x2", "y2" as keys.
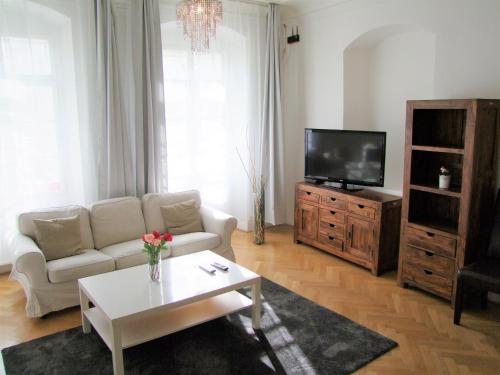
[{"x1": 305, "y1": 129, "x2": 386, "y2": 187}]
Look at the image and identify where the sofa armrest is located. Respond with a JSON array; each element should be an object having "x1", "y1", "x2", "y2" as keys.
[
  {"x1": 200, "y1": 206, "x2": 237, "y2": 247},
  {"x1": 11, "y1": 233, "x2": 49, "y2": 286}
]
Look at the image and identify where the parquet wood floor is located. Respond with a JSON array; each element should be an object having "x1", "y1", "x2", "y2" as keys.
[{"x1": 1, "y1": 225, "x2": 500, "y2": 374}]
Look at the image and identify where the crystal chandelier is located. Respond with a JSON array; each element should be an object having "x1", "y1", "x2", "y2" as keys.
[{"x1": 176, "y1": 0, "x2": 223, "y2": 53}]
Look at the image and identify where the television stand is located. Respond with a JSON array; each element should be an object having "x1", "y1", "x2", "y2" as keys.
[{"x1": 294, "y1": 181, "x2": 402, "y2": 276}]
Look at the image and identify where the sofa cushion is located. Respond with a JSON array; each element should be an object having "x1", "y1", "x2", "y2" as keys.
[
  {"x1": 170, "y1": 232, "x2": 221, "y2": 257},
  {"x1": 18, "y1": 205, "x2": 94, "y2": 249},
  {"x1": 142, "y1": 191, "x2": 201, "y2": 233},
  {"x1": 161, "y1": 199, "x2": 204, "y2": 235},
  {"x1": 33, "y1": 215, "x2": 82, "y2": 261},
  {"x1": 100, "y1": 239, "x2": 171, "y2": 270},
  {"x1": 89, "y1": 197, "x2": 146, "y2": 249},
  {"x1": 46, "y1": 249, "x2": 115, "y2": 283}
]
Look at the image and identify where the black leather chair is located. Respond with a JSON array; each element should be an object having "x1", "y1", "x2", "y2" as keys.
[{"x1": 454, "y1": 189, "x2": 500, "y2": 325}]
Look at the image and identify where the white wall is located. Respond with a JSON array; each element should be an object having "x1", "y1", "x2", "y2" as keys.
[
  {"x1": 344, "y1": 30, "x2": 436, "y2": 193},
  {"x1": 282, "y1": 0, "x2": 500, "y2": 224}
]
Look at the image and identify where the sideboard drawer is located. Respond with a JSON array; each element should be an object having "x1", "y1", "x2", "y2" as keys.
[
  {"x1": 347, "y1": 202, "x2": 376, "y2": 220},
  {"x1": 406, "y1": 226, "x2": 456, "y2": 258},
  {"x1": 320, "y1": 193, "x2": 348, "y2": 210},
  {"x1": 319, "y1": 233, "x2": 344, "y2": 252},
  {"x1": 319, "y1": 208, "x2": 346, "y2": 224},
  {"x1": 319, "y1": 220, "x2": 345, "y2": 239},
  {"x1": 297, "y1": 188, "x2": 319, "y2": 203},
  {"x1": 404, "y1": 245, "x2": 455, "y2": 278},
  {"x1": 403, "y1": 261, "x2": 453, "y2": 298}
]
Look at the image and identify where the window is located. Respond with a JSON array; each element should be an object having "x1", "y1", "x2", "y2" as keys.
[{"x1": 0, "y1": 0, "x2": 94, "y2": 264}]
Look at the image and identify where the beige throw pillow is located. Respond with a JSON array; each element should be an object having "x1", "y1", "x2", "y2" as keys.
[
  {"x1": 160, "y1": 199, "x2": 204, "y2": 235},
  {"x1": 33, "y1": 215, "x2": 83, "y2": 261}
]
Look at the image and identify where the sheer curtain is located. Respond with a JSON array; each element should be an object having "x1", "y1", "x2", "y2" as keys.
[
  {"x1": 0, "y1": 0, "x2": 98, "y2": 265},
  {"x1": 159, "y1": 0, "x2": 267, "y2": 230}
]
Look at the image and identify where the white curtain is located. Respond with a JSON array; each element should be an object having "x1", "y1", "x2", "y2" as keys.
[
  {"x1": 159, "y1": 0, "x2": 267, "y2": 230},
  {"x1": 95, "y1": 0, "x2": 168, "y2": 199},
  {"x1": 95, "y1": 0, "x2": 135, "y2": 199},
  {"x1": 0, "y1": 0, "x2": 98, "y2": 265},
  {"x1": 260, "y1": 3, "x2": 286, "y2": 225},
  {"x1": 133, "y1": 0, "x2": 168, "y2": 196}
]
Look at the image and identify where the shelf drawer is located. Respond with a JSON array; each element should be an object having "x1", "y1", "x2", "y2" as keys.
[
  {"x1": 404, "y1": 245, "x2": 455, "y2": 278},
  {"x1": 406, "y1": 226, "x2": 456, "y2": 258},
  {"x1": 319, "y1": 220, "x2": 345, "y2": 239},
  {"x1": 297, "y1": 188, "x2": 319, "y2": 203},
  {"x1": 347, "y1": 202, "x2": 376, "y2": 220},
  {"x1": 319, "y1": 208, "x2": 346, "y2": 224},
  {"x1": 403, "y1": 261, "x2": 453, "y2": 298},
  {"x1": 319, "y1": 233, "x2": 344, "y2": 252},
  {"x1": 320, "y1": 193, "x2": 347, "y2": 210}
]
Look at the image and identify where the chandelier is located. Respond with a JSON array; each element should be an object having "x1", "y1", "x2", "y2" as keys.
[{"x1": 176, "y1": 0, "x2": 223, "y2": 53}]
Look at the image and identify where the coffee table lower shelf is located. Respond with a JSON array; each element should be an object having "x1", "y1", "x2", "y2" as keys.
[{"x1": 84, "y1": 291, "x2": 252, "y2": 350}]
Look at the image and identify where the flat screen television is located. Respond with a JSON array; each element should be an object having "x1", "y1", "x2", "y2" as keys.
[{"x1": 304, "y1": 128, "x2": 386, "y2": 189}]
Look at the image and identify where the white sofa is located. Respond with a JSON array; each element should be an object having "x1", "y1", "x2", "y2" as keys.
[{"x1": 10, "y1": 190, "x2": 237, "y2": 317}]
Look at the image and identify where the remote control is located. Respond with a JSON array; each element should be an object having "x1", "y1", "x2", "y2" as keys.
[
  {"x1": 211, "y1": 262, "x2": 228, "y2": 271},
  {"x1": 199, "y1": 264, "x2": 216, "y2": 274}
]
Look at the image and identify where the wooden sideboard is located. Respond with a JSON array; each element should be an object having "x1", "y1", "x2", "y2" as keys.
[{"x1": 294, "y1": 182, "x2": 402, "y2": 276}]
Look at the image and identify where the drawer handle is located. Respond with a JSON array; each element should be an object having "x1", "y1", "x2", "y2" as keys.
[
  {"x1": 330, "y1": 211, "x2": 336, "y2": 215},
  {"x1": 426, "y1": 232, "x2": 435, "y2": 237},
  {"x1": 328, "y1": 236, "x2": 335, "y2": 240},
  {"x1": 425, "y1": 251, "x2": 434, "y2": 257},
  {"x1": 306, "y1": 192, "x2": 311, "y2": 195},
  {"x1": 424, "y1": 270, "x2": 433, "y2": 275},
  {"x1": 329, "y1": 223, "x2": 335, "y2": 228},
  {"x1": 358, "y1": 204, "x2": 365, "y2": 209},
  {"x1": 330, "y1": 197, "x2": 337, "y2": 202}
]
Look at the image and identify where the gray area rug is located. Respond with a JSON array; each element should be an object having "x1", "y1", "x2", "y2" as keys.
[{"x1": 1, "y1": 279, "x2": 396, "y2": 374}]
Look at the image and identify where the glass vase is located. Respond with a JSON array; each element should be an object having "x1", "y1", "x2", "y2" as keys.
[
  {"x1": 254, "y1": 190, "x2": 265, "y2": 245},
  {"x1": 148, "y1": 252, "x2": 161, "y2": 282}
]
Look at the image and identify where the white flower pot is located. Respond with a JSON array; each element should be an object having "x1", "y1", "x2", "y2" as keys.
[{"x1": 439, "y1": 175, "x2": 451, "y2": 190}]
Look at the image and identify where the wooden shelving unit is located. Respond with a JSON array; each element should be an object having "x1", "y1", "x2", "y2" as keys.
[
  {"x1": 398, "y1": 99, "x2": 500, "y2": 303},
  {"x1": 407, "y1": 219, "x2": 459, "y2": 236},
  {"x1": 409, "y1": 183, "x2": 461, "y2": 198},
  {"x1": 411, "y1": 145, "x2": 464, "y2": 154}
]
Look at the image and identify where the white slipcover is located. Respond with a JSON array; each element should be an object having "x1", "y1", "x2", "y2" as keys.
[
  {"x1": 89, "y1": 197, "x2": 146, "y2": 249},
  {"x1": 46, "y1": 249, "x2": 115, "y2": 283},
  {"x1": 100, "y1": 239, "x2": 171, "y2": 270},
  {"x1": 10, "y1": 191, "x2": 237, "y2": 317},
  {"x1": 18, "y1": 205, "x2": 95, "y2": 249},
  {"x1": 142, "y1": 190, "x2": 201, "y2": 233},
  {"x1": 170, "y1": 232, "x2": 220, "y2": 257}
]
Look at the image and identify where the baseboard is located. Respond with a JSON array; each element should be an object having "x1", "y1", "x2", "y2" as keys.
[
  {"x1": 0, "y1": 263, "x2": 12, "y2": 275},
  {"x1": 237, "y1": 220, "x2": 251, "y2": 232}
]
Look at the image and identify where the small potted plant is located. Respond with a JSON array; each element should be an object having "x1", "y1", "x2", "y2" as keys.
[
  {"x1": 142, "y1": 230, "x2": 172, "y2": 281},
  {"x1": 439, "y1": 166, "x2": 451, "y2": 190}
]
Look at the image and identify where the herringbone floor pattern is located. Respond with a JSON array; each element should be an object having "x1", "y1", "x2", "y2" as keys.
[{"x1": 1, "y1": 225, "x2": 500, "y2": 374}]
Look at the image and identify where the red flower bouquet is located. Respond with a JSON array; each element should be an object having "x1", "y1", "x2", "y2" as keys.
[{"x1": 142, "y1": 230, "x2": 173, "y2": 281}]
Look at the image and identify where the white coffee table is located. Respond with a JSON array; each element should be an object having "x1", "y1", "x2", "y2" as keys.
[{"x1": 78, "y1": 250, "x2": 261, "y2": 375}]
